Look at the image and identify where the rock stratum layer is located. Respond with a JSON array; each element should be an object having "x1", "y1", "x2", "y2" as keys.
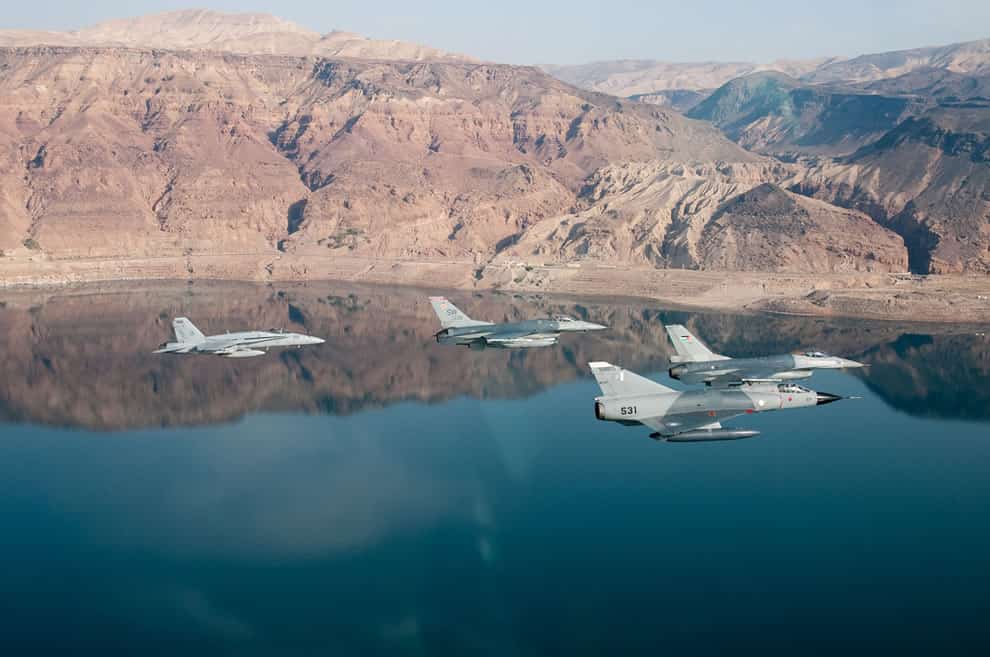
[{"x1": 0, "y1": 42, "x2": 912, "y2": 275}]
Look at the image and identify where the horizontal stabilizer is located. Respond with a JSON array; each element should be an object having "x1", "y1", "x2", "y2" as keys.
[{"x1": 589, "y1": 362, "x2": 675, "y2": 397}]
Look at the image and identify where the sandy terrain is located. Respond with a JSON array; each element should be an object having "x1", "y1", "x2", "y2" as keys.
[{"x1": 1, "y1": 254, "x2": 987, "y2": 323}]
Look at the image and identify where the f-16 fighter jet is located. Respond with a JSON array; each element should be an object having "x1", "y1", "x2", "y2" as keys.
[
  {"x1": 664, "y1": 324, "x2": 864, "y2": 387},
  {"x1": 590, "y1": 361, "x2": 844, "y2": 442},
  {"x1": 154, "y1": 317, "x2": 324, "y2": 358},
  {"x1": 430, "y1": 297, "x2": 606, "y2": 349}
]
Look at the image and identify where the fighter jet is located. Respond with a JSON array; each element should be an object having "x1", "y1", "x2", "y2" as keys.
[
  {"x1": 664, "y1": 324, "x2": 864, "y2": 386},
  {"x1": 590, "y1": 361, "x2": 845, "y2": 442},
  {"x1": 430, "y1": 296, "x2": 606, "y2": 349},
  {"x1": 153, "y1": 317, "x2": 324, "y2": 358}
]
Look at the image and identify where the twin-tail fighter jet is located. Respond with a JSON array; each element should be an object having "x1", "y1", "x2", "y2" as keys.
[
  {"x1": 664, "y1": 324, "x2": 864, "y2": 387},
  {"x1": 153, "y1": 317, "x2": 324, "y2": 358},
  {"x1": 589, "y1": 361, "x2": 845, "y2": 442},
  {"x1": 430, "y1": 297, "x2": 606, "y2": 350}
]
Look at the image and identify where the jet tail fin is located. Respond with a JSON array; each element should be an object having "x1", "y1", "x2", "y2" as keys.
[
  {"x1": 172, "y1": 317, "x2": 205, "y2": 344},
  {"x1": 589, "y1": 362, "x2": 675, "y2": 397},
  {"x1": 429, "y1": 297, "x2": 490, "y2": 329},
  {"x1": 664, "y1": 324, "x2": 728, "y2": 362}
]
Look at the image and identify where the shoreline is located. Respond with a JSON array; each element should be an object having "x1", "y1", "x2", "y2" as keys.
[{"x1": 1, "y1": 254, "x2": 989, "y2": 323}]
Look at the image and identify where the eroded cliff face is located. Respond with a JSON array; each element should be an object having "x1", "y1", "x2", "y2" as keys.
[
  {"x1": 686, "y1": 72, "x2": 923, "y2": 157},
  {"x1": 0, "y1": 43, "x2": 918, "y2": 275},
  {"x1": 500, "y1": 162, "x2": 907, "y2": 272},
  {"x1": 0, "y1": 46, "x2": 769, "y2": 266},
  {"x1": 789, "y1": 108, "x2": 990, "y2": 273},
  {"x1": 694, "y1": 184, "x2": 908, "y2": 272}
]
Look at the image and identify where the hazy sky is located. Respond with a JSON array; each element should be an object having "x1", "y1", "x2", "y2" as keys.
[{"x1": 5, "y1": 0, "x2": 989, "y2": 65}]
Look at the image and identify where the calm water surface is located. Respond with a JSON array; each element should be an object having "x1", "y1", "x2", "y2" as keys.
[{"x1": 1, "y1": 282, "x2": 988, "y2": 656}]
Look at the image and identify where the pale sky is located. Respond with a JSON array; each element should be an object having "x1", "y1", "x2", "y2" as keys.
[{"x1": 5, "y1": 0, "x2": 989, "y2": 65}]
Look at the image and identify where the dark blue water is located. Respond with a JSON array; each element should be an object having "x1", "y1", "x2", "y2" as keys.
[{"x1": 1, "y1": 283, "x2": 988, "y2": 656}]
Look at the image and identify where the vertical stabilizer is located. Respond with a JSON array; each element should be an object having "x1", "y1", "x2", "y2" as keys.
[
  {"x1": 429, "y1": 297, "x2": 490, "y2": 329},
  {"x1": 664, "y1": 324, "x2": 728, "y2": 363},
  {"x1": 173, "y1": 317, "x2": 205, "y2": 344},
  {"x1": 588, "y1": 362, "x2": 675, "y2": 397}
]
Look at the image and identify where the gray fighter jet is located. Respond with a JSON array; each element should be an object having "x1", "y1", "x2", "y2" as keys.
[
  {"x1": 153, "y1": 317, "x2": 324, "y2": 358},
  {"x1": 590, "y1": 361, "x2": 845, "y2": 442},
  {"x1": 430, "y1": 296, "x2": 606, "y2": 349},
  {"x1": 665, "y1": 324, "x2": 864, "y2": 386}
]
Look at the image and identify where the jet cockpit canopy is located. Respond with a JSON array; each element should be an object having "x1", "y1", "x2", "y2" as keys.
[
  {"x1": 778, "y1": 383, "x2": 812, "y2": 393},
  {"x1": 553, "y1": 315, "x2": 575, "y2": 323},
  {"x1": 802, "y1": 350, "x2": 830, "y2": 358}
]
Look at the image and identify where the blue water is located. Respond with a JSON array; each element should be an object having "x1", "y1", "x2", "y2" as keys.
[{"x1": 0, "y1": 284, "x2": 988, "y2": 655}]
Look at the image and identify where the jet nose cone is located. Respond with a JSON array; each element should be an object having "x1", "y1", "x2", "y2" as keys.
[
  {"x1": 840, "y1": 358, "x2": 865, "y2": 368},
  {"x1": 816, "y1": 391, "x2": 843, "y2": 406},
  {"x1": 585, "y1": 322, "x2": 608, "y2": 331},
  {"x1": 310, "y1": 336, "x2": 325, "y2": 345}
]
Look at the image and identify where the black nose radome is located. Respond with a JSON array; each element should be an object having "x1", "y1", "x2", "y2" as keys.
[{"x1": 816, "y1": 392, "x2": 843, "y2": 406}]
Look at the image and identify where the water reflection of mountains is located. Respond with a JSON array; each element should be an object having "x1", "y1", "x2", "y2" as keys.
[{"x1": 0, "y1": 283, "x2": 987, "y2": 429}]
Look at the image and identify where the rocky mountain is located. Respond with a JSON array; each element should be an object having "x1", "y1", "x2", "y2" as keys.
[
  {"x1": 3, "y1": 11, "x2": 988, "y2": 276},
  {"x1": 627, "y1": 89, "x2": 709, "y2": 113},
  {"x1": 541, "y1": 57, "x2": 990, "y2": 277},
  {"x1": 686, "y1": 72, "x2": 923, "y2": 156},
  {"x1": 547, "y1": 39, "x2": 990, "y2": 104},
  {"x1": 543, "y1": 57, "x2": 836, "y2": 102},
  {"x1": 854, "y1": 68, "x2": 990, "y2": 101},
  {"x1": 0, "y1": 9, "x2": 471, "y2": 61},
  {"x1": 789, "y1": 105, "x2": 990, "y2": 273},
  {"x1": 543, "y1": 60, "x2": 757, "y2": 97},
  {"x1": 498, "y1": 161, "x2": 906, "y2": 272},
  {"x1": 803, "y1": 39, "x2": 990, "y2": 85},
  {"x1": 0, "y1": 27, "x2": 912, "y2": 276},
  {"x1": 693, "y1": 183, "x2": 907, "y2": 272}
]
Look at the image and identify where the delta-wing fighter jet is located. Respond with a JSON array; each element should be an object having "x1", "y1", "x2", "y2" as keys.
[
  {"x1": 665, "y1": 324, "x2": 864, "y2": 386},
  {"x1": 430, "y1": 297, "x2": 606, "y2": 349},
  {"x1": 590, "y1": 361, "x2": 845, "y2": 442},
  {"x1": 154, "y1": 317, "x2": 324, "y2": 358}
]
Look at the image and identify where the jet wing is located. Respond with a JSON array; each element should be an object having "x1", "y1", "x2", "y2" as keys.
[
  {"x1": 640, "y1": 411, "x2": 745, "y2": 436},
  {"x1": 484, "y1": 332, "x2": 558, "y2": 346},
  {"x1": 212, "y1": 345, "x2": 266, "y2": 358},
  {"x1": 703, "y1": 369, "x2": 782, "y2": 387}
]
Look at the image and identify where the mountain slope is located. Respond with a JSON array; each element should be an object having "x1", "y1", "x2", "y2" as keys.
[
  {"x1": 0, "y1": 9, "x2": 472, "y2": 61},
  {"x1": 694, "y1": 183, "x2": 907, "y2": 271},
  {"x1": 499, "y1": 161, "x2": 907, "y2": 272},
  {"x1": 547, "y1": 39, "x2": 990, "y2": 104},
  {"x1": 789, "y1": 106, "x2": 990, "y2": 273},
  {"x1": 0, "y1": 45, "x2": 758, "y2": 267},
  {"x1": 687, "y1": 72, "x2": 923, "y2": 156},
  {"x1": 805, "y1": 39, "x2": 990, "y2": 84}
]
